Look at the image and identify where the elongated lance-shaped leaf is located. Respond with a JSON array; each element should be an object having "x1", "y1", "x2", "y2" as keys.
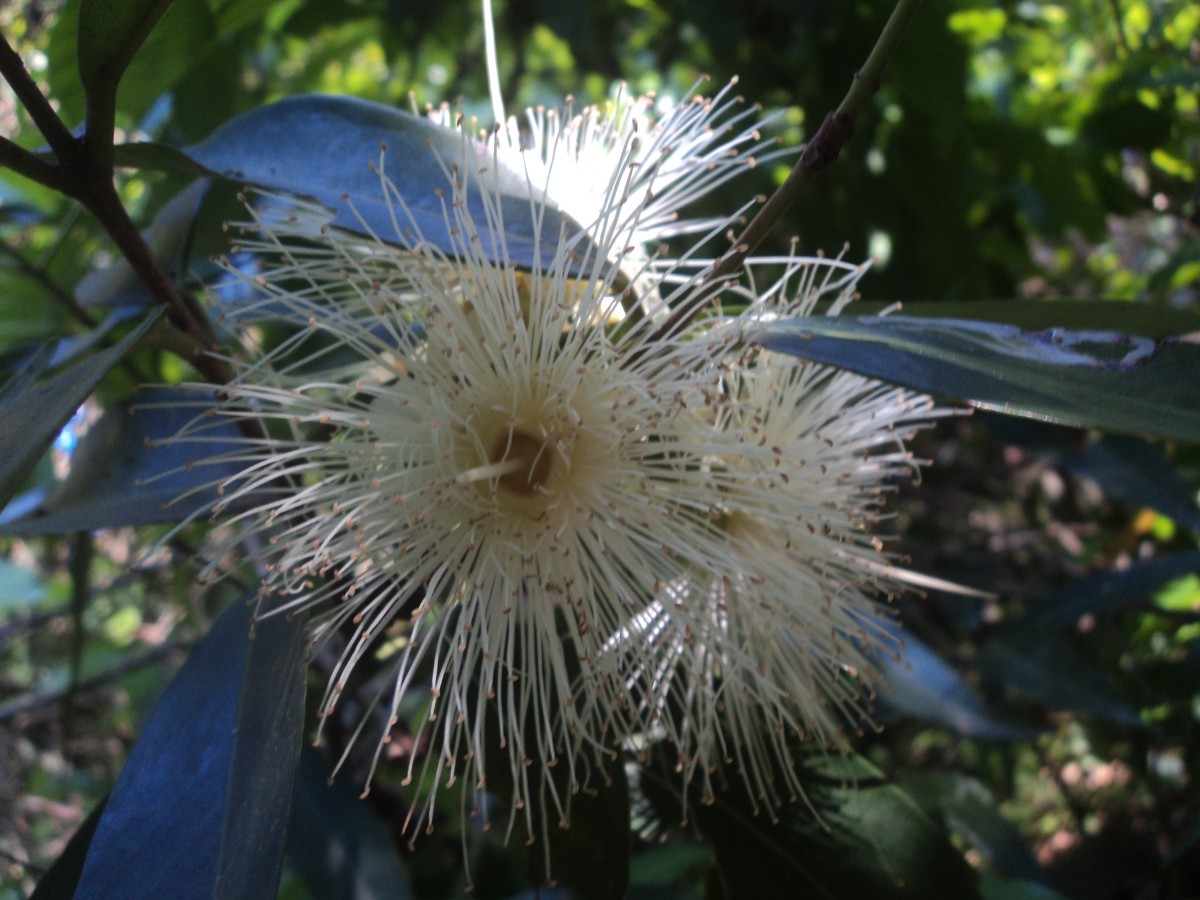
[
  {"x1": 0, "y1": 386, "x2": 266, "y2": 535},
  {"x1": 755, "y1": 316, "x2": 1200, "y2": 441},
  {"x1": 68, "y1": 595, "x2": 307, "y2": 900},
  {"x1": 182, "y1": 94, "x2": 600, "y2": 273},
  {"x1": 0, "y1": 308, "x2": 161, "y2": 511},
  {"x1": 78, "y1": 0, "x2": 177, "y2": 158}
]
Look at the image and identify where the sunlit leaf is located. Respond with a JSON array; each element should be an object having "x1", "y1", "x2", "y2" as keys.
[
  {"x1": 756, "y1": 316, "x2": 1200, "y2": 441},
  {"x1": 0, "y1": 308, "x2": 161, "y2": 512},
  {"x1": 873, "y1": 622, "x2": 1036, "y2": 740},
  {"x1": 69, "y1": 595, "x2": 307, "y2": 900},
  {"x1": 180, "y1": 94, "x2": 598, "y2": 272}
]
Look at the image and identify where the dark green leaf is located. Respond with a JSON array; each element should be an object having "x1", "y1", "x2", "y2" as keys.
[
  {"x1": 980, "y1": 873, "x2": 1072, "y2": 900},
  {"x1": 897, "y1": 773, "x2": 1043, "y2": 882},
  {"x1": 756, "y1": 316, "x2": 1200, "y2": 441},
  {"x1": 873, "y1": 623, "x2": 1036, "y2": 740},
  {"x1": 78, "y1": 0, "x2": 177, "y2": 147},
  {"x1": 0, "y1": 387, "x2": 258, "y2": 535},
  {"x1": 1019, "y1": 552, "x2": 1200, "y2": 632},
  {"x1": 977, "y1": 632, "x2": 1142, "y2": 726},
  {"x1": 0, "y1": 308, "x2": 161, "y2": 512},
  {"x1": 286, "y1": 748, "x2": 414, "y2": 900},
  {"x1": 1067, "y1": 437, "x2": 1200, "y2": 532},
  {"x1": 182, "y1": 94, "x2": 599, "y2": 272},
  {"x1": 873, "y1": 300, "x2": 1200, "y2": 340},
  {"x1": 72, "y1": 595, "x2": 307, "y2": 900},
  {"x1": 642, "y1": 752, "x2": 980, "y2": 900}
]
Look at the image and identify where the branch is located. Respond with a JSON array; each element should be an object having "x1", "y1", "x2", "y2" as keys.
[
  {"x1": 0, "y1": 32, "x2": 78, "y2": 160},
  {"x1": 0, "y1": 33, "x2": 240, "y2": 392},
  {"x1": 0, "y1": 235, "x2": 99, "y2": 328},
  {"x1": 0, "y1": 641, "x2": 187, "y2": 723},
  {"x1": 635, "y1": 0, "x2": 924, "y2": 356},
  {"x1": 0, "y1": 136, "x2": 64, "y2": 192}
]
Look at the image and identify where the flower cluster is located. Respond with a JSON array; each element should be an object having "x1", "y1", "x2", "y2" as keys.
[{"x1": 188, "y1": 86, "x2": 948, "y2": 851}]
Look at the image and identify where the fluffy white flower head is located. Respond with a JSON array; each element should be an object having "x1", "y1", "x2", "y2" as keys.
[
  {"x1": 183, "y1": 108, "x2": 951, "y2": 858},
  {"x1": 427, "y1": 77, "x2": 781, "y2": 257}
]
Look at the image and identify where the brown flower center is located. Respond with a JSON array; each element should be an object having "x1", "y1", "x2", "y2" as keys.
[{"x1": 490, "y1": 428, "x2": 553, "y2": 496}]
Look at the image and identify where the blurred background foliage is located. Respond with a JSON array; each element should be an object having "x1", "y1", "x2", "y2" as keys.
[{"x1": 0, "y1": 0, "x2": 1198, "y2": 898}]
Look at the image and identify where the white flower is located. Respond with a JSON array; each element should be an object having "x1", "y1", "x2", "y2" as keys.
[
  {"x1": 179, "y1": 108, "x2": 949, "y2": 859},
  {"x1": 618, "y1": 299, "x2": 950, "y2": 816},
  {"x1": 427, "y1": 78, "x2": 782, "y2": 255}
]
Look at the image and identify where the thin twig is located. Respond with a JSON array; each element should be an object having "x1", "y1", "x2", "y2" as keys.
[
  {"x1": 632, "y1": 0, "x2": 924, "y2": 360},
  {"x1": 0, "y1": 136, "x2": 64, "y2": 192},
  {"x1": 0, "y1": 235, "x2": 99, "y2": 328},
  {"x1": 0, "y1": 31, "x2": 234, "y2": 390},
  {"x1": 0, "y1": 642, "x2": 187, "y2": 723}
]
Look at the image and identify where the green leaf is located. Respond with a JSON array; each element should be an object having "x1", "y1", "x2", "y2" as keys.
[
  {"x1": 897, "y1": 773, "x2": 1043, "y2": 882},
  {"x1": 0, "y1": 308, "x2": 161, "y2": 512},
  {"x1": 285, "y1": 748, "x2": 415, "y2": 900},
  {"x1": 977, "y1": 633, "x2": 1143, "y2": 726},
  {"x1": 877, "y1": 300, "x2": 1200, "y2": 340},
  {"x1": 180, "y1": 94, "x2": 600, "y2": 273},
  {"x1": 756, "y1": 316, "x2": 1200, "y2": 441},
  {"x1": 77, "y1": 0, "x2": 177, "y2": 156},
  {"x1": 644, "y1": 752, "x2": 981, "y2": 899},
  {"x1": 68, "y1": 595, "x2": 307, "y2": 900},
  {"x1": 1020, "y1": 552, "x2": 1200, "y2": 632},
  {"x1": 873, "y1": 623, "x2": 1037, "y2": 740},
  {"x1": 0, "y1": 387, "x2": 258, "y2": 535}
]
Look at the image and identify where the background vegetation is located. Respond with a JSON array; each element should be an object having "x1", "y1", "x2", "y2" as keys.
[{"x1": 1, "y1": 0, "x2": 1197, "y2": 897}]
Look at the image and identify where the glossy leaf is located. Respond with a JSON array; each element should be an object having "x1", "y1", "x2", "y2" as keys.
[
  {"x1": 78, "y1": 0, "x2": 177, "y2": 142},
  {"x1": 1020, "y1": 551, "x2": 1200, "y2": 631},
  {"x1": 286, "y1": 748, "x2": 414, "y2": 900},
  {"x1": 182, "y1": 94, "x2": 598, "y2": 272},
  {"x1": 0, "y1": 308, "x2": 161, "y2": 512},
  {"x1": 977, "y1": 632, "x2": 1142, "y2": 726},
  {"x1": 70, "y1": 595, "x2": 307, "y2": 900},
  {"x1": 878, "y1": 300, "x2": 1200, "y2": 339},
  {"x1": 0, "y1": 387, "x2": 257, "y2": 535},
  {"x1": 1066, "y1": 437, "x2": 1200, "y2": 532},
  {"x1": 696, "y1": 754, "x2": 981, "y2": 899},
  {"x1": 872, "y1": 623, "x2": 1036, "y2": 740},
  {"x1": 898, "y1": 772, "x2": 1043, "y2": 882},
  {"x1": 755, "y1": 316, "x2": 1200, "y2": 441}
]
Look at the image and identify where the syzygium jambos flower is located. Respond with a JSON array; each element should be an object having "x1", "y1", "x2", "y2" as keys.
[
  {"x1": 180, "y1": 109, "x2": 949, "y2": 855},
  {"x1": 615, "y1": 267, "x2": 952, "y2": 817},
  {"x1": 429, "y1": 77, "x2": 781, "y2": 254}
]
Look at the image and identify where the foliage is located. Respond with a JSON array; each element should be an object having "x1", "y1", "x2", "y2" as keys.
[{"x1": 1, "y1": 1, "x2": 1197, "y2": 899}]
